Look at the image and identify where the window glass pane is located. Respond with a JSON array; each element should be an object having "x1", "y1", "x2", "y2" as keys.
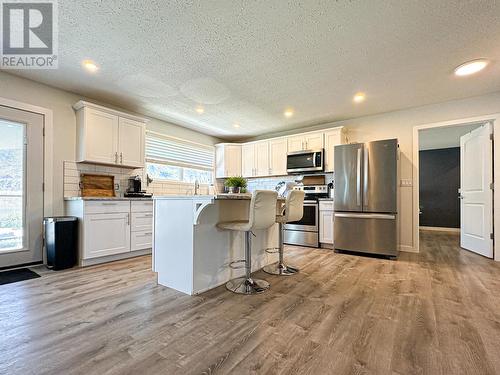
[
  {"x1": 0, "y1": 121, "x2": 24, "y2": 251},
  {"x1": 183, "y1": 168, "x2": 213, "y2": 184},
  {"x1": 146, "y1": 163, "x2": 181, "y2": 181}
]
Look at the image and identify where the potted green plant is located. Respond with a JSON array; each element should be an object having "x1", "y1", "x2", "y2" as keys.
[{"x1": 224, "y1": 176, "x2": 247, "y2": 194}]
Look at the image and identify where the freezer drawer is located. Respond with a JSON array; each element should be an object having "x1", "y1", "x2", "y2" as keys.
[{"x1": 334, "y1": 213, "x2": 398, "y2": 257}]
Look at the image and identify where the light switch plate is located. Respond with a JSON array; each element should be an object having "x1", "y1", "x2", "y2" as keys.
[{"x1": 400, "y1": 179, "x2": 413, "y2": 187}]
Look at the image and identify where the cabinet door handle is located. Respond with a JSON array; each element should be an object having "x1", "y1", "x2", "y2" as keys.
[
  {"x1": 126, "y1": 213, "x2": 130, "y2": 225},
  {"x1": 115, "y1": 152, "x2": 118, "y2": 163},
  {"x1": 120, "y1": 152, "x2": 123, "y2": 164}
]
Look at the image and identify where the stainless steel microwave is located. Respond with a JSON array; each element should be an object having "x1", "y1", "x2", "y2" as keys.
[{"x1": 286, "y1": 149, "x2": 324, "y2": 174}]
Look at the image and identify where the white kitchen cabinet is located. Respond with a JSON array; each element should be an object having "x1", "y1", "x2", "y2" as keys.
[
  {"x1": 241, "y1": 143, "x2": 255, "y2": 177},
  {"x1": 215, "y1": 143, "x2": 242, "y2": 178},
  {"x1": 74, "y1": 101, "x2": 147, "y2": 168},
  {"x1": 269, "y1": 138, "x2": 287, "y2": 176},
  {"x1": 287, "y1": 131, "x2": 324, "y2": 152},
  {"x1": 255, "y1": 141, "x2": 270, "y2": 176},
  {"x1": 324, "y1": 127, "x2": 347, "y2": 172},
  {"x1": 65, "y1": 199, "x2": 153, "y2": 266},
  {"x1": 305, "y1": 132, "x2": 324, "y2": 150},
  {"x1": 130, "y1": 201, "x2": 154, "y2": 251},
  {"x1": 84, "y1": 212, "x2": 131, "y2": 259},
  {"x1": 242, "y1": 141, "x2": 270, "y2": 177},
  {"x1": 287, "y1": 135, "x2": 305, "y2": 153},
  {"x1": 319, "y1": 200, "x2": 334, "y2": 245},
  {"x1": 77, "y1": 107, "x2": 119, "y2": 165},
  {"x1": 118, "y1": 117, "x2": 145, "y2": 168}
]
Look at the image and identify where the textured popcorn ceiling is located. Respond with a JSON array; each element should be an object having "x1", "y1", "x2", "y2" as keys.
[{"x1": 9, "y1": 0, "x2": 500, "y2": 139}]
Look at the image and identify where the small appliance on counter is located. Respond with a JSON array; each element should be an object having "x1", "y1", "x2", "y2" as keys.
[{"x1": 124, "y1": 175, "x2": 153, "y2": 198}]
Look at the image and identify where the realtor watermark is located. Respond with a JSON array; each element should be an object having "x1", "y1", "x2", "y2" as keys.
[{"x1": 1, "y1": 0, "x2": 58, "y2": 69}]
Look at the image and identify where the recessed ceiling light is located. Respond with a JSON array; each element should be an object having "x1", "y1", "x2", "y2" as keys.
[
  {"x1": 233, "y1": 123, "x2": 240, "y2": 128},
  {"x1": 82, "y1": 59, "x2": 98, "y2": 73},
  {"x1": 195, "y1": 106, "x2": 204, "y2": 114},
  {"x1": 284, "y1": 109, "x2": 294, "y2": 118},
  {"x1": 454, "y1": 59, "x2": 489, "y2": 76},
  {"x1": 353, "y1": 92, "x2": 366, "y2": 103}
]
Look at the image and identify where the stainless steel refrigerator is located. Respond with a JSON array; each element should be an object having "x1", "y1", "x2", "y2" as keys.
[{"x1": 334, "y1": 139, "x2": 399, "y2": 258}]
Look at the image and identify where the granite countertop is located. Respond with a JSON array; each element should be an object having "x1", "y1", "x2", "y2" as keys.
[
  {"x1": 64, "y1": 196, "x2": 153, "y2": 201},
  {"x1": 153, "y1": 194, "x2": 286, "y2": 201}
]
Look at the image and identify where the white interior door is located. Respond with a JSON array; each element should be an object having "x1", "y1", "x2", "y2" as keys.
[
  {"x1": 460, "y1": 123, "x2": 493, "y2": 258},
  {"x1": 0, "y1": 106, "x2": 44, "y2": 268}
]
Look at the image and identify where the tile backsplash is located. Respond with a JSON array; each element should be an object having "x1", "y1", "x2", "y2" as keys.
[
  {"x1": 63, "y1": 161, "x2": 333, "y2": 198},
  {"x1": 63, "y1": 161, "x2": 214, "y2": 198},
  {"x1": 224, "y1": 173, "x2": 334, "y2": 193}
]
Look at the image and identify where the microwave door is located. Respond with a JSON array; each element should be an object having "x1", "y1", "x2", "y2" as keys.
[{"x1": 334, "y1": 143, "x2": 363, "y2": 212}]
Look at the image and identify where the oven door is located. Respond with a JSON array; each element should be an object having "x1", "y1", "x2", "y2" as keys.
[
  {"x1": 287, "y1": 150, "x2": 323, "y2": 173},
  {"x1": 284, "y1": 201, "x2": 318, "y2": 232}
]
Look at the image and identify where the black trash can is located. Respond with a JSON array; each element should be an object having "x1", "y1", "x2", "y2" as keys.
[{"x1": 43, "y1": 217, "x2": 78, "y2": 270}]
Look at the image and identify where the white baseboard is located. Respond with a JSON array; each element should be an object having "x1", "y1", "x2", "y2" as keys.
[
  {"x1": 420, "y1": 226, "x2": 460, "y2": 233},
  {"x1": 80, "y1": 249, "x2": 152, "y2": 267},
  {"x1": 399, "y1": 245, "x2": 417, "y2": 253}
]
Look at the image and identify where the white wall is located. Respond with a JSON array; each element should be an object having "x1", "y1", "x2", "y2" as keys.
[
  {"x1": 0, "y1": 72, "x2": 220, "y2": 215},
  {"x1": 247, "y1": 90, "x2": 500, "y2": 252}
]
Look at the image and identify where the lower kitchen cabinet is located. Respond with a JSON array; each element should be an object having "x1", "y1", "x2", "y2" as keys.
[
  {"x1": 65, "y1": 199, "x2": 153, "y2": 266},
  {"x1": 84, "y1": 212, "x2": 131, "y2": 259},
  {"x1": 319, "y1": 201, "x2": 334, "y2": 246}
]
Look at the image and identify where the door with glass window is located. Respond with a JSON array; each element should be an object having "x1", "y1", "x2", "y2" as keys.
[{"x1": 0, "y1": 106, "x2": 44, "y2": 268}]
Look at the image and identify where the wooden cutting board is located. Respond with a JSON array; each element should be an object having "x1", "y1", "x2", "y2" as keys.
[{"x1": 80, "y1": 174, "x2": 115, "y2": 197}]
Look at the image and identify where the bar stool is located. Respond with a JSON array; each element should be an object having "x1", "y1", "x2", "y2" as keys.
[
  {"x1": 217, "y1": 190, "x2": 278, "y2": 294},
  {"x1": 263, "y1": 190, "x2": 305, "y2": 276}
]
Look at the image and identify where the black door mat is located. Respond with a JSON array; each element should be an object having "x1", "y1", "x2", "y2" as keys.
[{"x1": 0, "y1": 268, "x2": 41, "y2": 285}]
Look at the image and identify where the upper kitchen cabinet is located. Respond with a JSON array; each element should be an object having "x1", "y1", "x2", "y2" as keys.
[
  {"x1": 242, "y1": 141, "x2": 270, "y2": 178},
  {"x1": 241, "y1": 143, "x2": 255, "y2": 177},
  {"x1": 255, "y1": 141, "x2": 270, "y2": 176},
  {"x1": 287, "y1": 131, "x2": 324, "y2": 152},
  {"x1": 268, "y1": 138, "x2": 287, "y2": 176},
  {"x1": 323, "y1": 127, "x2": 347, "y2": 172},
  {"x1": 215, "y1": 143, "x2": 241, "y2": 178},
  {"x1": 118, "y1": 117, "x2": 145, "y2": 168},
  {"x1": 74, "y1": 101, "x2": 147, "y2": 168}
]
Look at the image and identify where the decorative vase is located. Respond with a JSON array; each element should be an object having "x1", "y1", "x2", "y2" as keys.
[{"x1": 227, "y1": 187, "x2": 241, "y2": 194}]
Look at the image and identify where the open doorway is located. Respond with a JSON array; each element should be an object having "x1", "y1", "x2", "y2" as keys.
[{"x1": 416, "y1": 121, "x2": 494, "y2": 258}]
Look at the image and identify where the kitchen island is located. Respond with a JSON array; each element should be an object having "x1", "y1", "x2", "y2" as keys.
[{"x1": 153, "y1": 194, "x2": 282, "y2": 295}]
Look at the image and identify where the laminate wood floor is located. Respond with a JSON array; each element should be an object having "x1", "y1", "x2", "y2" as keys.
[{"x1": 2, "y1": 230, "x2": 500, "y2": 375}]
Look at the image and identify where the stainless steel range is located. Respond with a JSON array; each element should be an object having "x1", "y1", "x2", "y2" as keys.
[{"x1": 283, "y1": 185, "x2": 328, "y2": 248}]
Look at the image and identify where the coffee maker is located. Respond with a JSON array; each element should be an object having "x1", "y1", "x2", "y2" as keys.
[{"x1": 124, "y1": 175, "x2": 152, "y2": 198}]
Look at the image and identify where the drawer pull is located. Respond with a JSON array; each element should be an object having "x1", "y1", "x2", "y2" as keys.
[
  {"x1": 141, "y1": 232, "x2": 152, "y2": 236},
  {"x1": 141, "y1": 214, "x2": 153, "y2": 217},
  {"x1": 101, "y1": 202, "x2": 118, "y2": 206}
]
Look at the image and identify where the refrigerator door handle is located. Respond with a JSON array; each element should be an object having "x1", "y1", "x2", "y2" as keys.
[
  {"x1": 335, "y1": 213, "x2": 396, "y2": 220},
  {"x1": 356, "y1": 148, "x2": 362, "y2": 206},
  {"x1": 363, "y1": 146, "x2": 369, "y2": 207}
]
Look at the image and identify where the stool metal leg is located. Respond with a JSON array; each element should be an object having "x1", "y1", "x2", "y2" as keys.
[
  {"x1": 226, "y1": 231, "x2": 270, "y2": 294},
  {"x1": 263, "y1": 223, "x2": 299, "y2": 276}
]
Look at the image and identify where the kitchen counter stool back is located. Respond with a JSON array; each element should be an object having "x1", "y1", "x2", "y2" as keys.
[
  {"x1": 263, "y1": 189, "x2": 305, "y2": 276},
  {"x1": 217, "y1": 190, "x2": 278, "y2": 294}
]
